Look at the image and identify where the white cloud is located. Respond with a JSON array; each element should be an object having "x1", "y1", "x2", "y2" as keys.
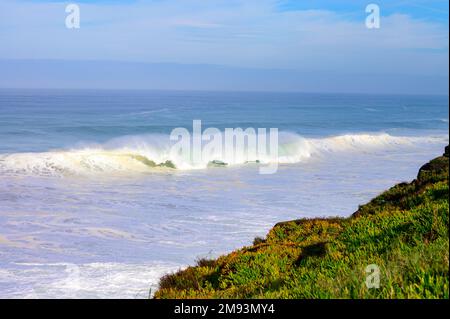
[{"x1": 0, "y1": 0, "x2": 448, "y2": 77}]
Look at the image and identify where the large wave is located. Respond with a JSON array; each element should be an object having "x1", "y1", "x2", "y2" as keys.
[{"x1": 0, "y1": 132, "x2": 447, "y2": 176}]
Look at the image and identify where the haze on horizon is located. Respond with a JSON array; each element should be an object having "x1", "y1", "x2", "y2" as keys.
[{"x1": 0, "y1": 0, "x2": 448, "y2": 94}]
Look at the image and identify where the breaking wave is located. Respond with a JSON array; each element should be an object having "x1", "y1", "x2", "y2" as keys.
[{"x1": 0, "y1": 132, "x2": 447, "y2": 177}]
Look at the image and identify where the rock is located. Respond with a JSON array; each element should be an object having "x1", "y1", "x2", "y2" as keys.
[{"x1": 417, "y1": 145, "x2": 449, "y2": 181}]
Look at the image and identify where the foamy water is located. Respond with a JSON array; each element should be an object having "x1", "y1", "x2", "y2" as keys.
[
  {"x1": 0, "y1": 90, "x2": 448, "y2": 298},
  {"x1": 1, "y1": 132, "x2": 445, "y2": 176}
]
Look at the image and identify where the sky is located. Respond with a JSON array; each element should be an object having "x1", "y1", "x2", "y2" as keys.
[{"x1": 0, "y1": 0, "x2": 448, "y2": 94}]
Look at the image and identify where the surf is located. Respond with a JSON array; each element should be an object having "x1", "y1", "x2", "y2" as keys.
[{"x1": 0, "y1": 132, "x2": 447, "y2": 177}]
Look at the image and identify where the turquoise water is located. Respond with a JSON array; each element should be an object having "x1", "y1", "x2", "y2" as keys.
[
  {"x1": 0, "y1": 89, "x2": 448, "y2": 298},
  {"x1": 0, "y1": 90, "x2": 448, "y2": 153}
]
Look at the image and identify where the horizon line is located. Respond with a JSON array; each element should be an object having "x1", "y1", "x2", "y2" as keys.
[{"x1": 0, "y1": 87, "x2": 448, "y2": 98}]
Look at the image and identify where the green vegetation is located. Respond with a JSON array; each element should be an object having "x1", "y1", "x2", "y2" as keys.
[{"x1": 155, "y1": 147, "x2": 449, "y2": 299}]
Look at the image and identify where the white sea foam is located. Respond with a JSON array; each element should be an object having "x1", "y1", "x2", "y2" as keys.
[
  {"x1": 0, "y1": 132, "x2": 447, "y2": 176},
  {"x1": 2, "y1": 262, "x2": 181, "y2": 299}
]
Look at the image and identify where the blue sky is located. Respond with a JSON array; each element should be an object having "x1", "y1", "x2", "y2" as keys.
[
  {"x1": 0, "y1": 0, "x2": 448, "y2": 93},
  {"x1": 26, "y1": 0, "x2": 449, "y2": 21},
  {"x1": 279, "y1": 0, "x2": 448, "y2": 21}
]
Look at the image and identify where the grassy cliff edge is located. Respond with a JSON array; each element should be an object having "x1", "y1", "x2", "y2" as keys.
[{"x1": 155, "y1": 146, "x2": 449, "y2": 299}]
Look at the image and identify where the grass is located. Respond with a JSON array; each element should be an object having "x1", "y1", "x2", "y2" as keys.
[{"x1": 154, "y1": 146, "x2": 449, "y2": 299}]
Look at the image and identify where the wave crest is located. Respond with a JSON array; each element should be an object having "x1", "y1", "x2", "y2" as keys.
[{"x1": 0, "y1": 133, "x2": 447, "y2": 176}]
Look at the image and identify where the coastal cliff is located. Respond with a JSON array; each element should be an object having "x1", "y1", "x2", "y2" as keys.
[{"x1": 155, "y1": 146, "x2": 449, "y2": 299}]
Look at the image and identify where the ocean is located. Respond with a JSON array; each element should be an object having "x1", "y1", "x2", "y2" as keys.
[{"x1": 0, "y1": 89, "x2": 448, "y2": 298}]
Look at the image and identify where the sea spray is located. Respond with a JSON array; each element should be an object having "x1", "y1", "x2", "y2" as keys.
[
  {"x1": 0, "y1": 132, "x2": 447, "y2": 177},
  {"x1": 170, "y1": 120, "x2": 279, "y2": 174}
]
